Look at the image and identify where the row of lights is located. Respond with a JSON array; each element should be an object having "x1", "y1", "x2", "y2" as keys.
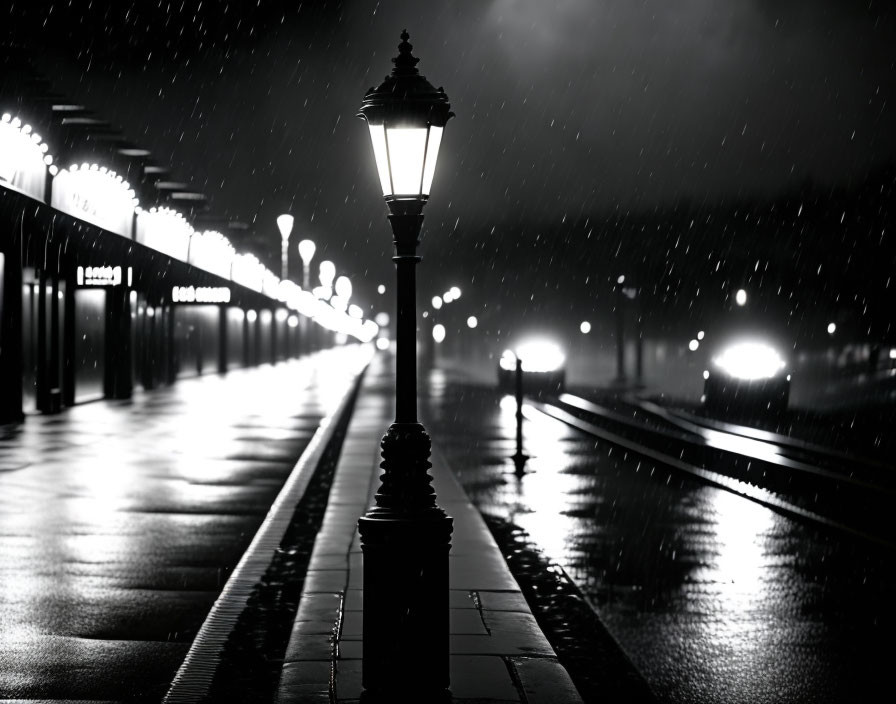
[
  {"x1": 1, "y1": 113, "x2": 377, "y2": 343},
  {"x1": 1, "y1": 113, "x2": 55, "y2": 174}
]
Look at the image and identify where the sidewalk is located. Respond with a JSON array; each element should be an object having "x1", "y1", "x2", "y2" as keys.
[
  {"x1": 276, "y1": 353, "x2": 584, "y2": 703},
  {"x1": 0, "y1": 347, "x2": 369, "y2": 702}
]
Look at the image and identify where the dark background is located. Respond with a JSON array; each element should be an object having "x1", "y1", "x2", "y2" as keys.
[{"x1": 3, "y1": 0, "x2": 895, "y2": 347}]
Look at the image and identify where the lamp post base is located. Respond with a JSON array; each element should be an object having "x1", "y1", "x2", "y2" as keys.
[
  {"x1": 358, "y1": 513, "x2": 452, "y2": 696},
  {"x1": 358, "y1": 422, "x2": 453, "y2": 697}
]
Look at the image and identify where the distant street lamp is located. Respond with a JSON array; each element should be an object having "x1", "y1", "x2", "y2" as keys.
[
  {"x1": 318, "y1": 259, "x2": 336, "y2": 297},
  {"x1": 357, "y1": 29, "x2": 454, "y2": 697},
  {"x1": 297, "y1": 239, "x2": 315, "y2": 354},
  {"x1": 277, "y1": 214, "x2": 294, "y2": 281},
  {"x1": 298, "y1": 239, "x2": 316, "y2": 290}
]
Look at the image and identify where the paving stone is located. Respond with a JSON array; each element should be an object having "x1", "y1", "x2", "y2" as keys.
[
  {"x1": 303, "y1": 569, "x2": 348, "y2": 593},
  {"x1": 451, "y1": 607, "x2": 489, "y2": 635},
  {"x1": 284, "y1": 633, "x2": 335, "y2": 662},
  {"x1": 334, "y1": 658, "x2": 363, "y2": 701},
  {"x1": 508, "y1": 657, "x2": 585, "y2": 704},
  {"x1": 449, "y1": 655, "x2": 520, "y2": 701},
  {"x1": 295, "y1": 592, "x2": 342, "y2": 622},
  {"x1": 477, "y1": 591, "x2": 532, "y2": 613},
  {"x1": 340, "y1": 609, "x2": 362, "y2": 638},
  {"x1": 450, "y1": 634, "x2": 555, "y2": 657}
]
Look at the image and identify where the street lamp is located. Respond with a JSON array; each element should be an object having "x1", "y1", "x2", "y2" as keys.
[
  {"x1": 357, "y1": 29, "x2": 454, "y2": 697},
  {"x1": 298, "y1": 239, "x2": 316, "y2": 290},
  {"x1": 297, "y1": 239, "x2": 316, "y2": 355},
  {"x1": 277, "y1": 214, "x2": 294, "y2": 281}
]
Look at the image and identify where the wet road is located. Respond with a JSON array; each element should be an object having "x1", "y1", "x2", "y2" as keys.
[
  {"x1": 0, "y1": 347, "x2": 368, "y2": 702},
  {"x1": 421, "y1": 368, "x2": 894, "y2": 704}
]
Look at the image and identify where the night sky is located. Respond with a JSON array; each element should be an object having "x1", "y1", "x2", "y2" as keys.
[{"x1": 4, "y1": 0, "x2": 895, "y2": 343}]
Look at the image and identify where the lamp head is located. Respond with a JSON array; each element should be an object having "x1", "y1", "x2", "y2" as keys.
[
  {"x1": 277, "y1": 214, "x2": 294, "y2": 241},
  {"x1": 358, "y1": 30, "x2": 454, "y2": 202}
]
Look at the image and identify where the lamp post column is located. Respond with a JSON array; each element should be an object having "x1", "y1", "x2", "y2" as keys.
[
  {"x1": 302, "y1": 263, "x2": 310, "y2": 354},
  {"x1": 358, "y1": 199, "x2": 453, "y2": 697}
]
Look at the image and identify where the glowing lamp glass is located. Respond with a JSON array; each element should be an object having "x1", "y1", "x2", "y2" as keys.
[
  {"x1": 367, "y1": 123, "x2": 444, "y2": 199},
  {"x1": 298, "y1": 239, "x2": 316, "y2": 264},
  {"x1": 319, "y1": 260, "x2": 336, "y2": 288},
  {"x1": 277, "y1": 214, "x2": 294, "y2": 241}
]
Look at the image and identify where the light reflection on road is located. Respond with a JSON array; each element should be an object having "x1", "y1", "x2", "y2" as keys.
[
  {"x1": 0, "y1": 345, "x2": 370, "y2": 701},
  {"x1": 424, "y1": 379, "x2": 893, "y2": 704}
]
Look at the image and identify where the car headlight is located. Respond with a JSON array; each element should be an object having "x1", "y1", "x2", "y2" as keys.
[
  {"x1": 712, "y1": 341, "x2": 786, "y2": 381},
  {"x1": 500, "y1": 340, "x2": 565, "y2": 373}
]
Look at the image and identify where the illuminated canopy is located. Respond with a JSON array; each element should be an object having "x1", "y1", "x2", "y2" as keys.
[{"x1": 0, "y1": 113, "x2": 53, "y2": 200}]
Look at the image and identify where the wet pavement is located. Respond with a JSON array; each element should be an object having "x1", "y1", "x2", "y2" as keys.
[
  {"x1": 421, "y1": 367, "x2": 895, "y2": 704},
  {"x1": 0, "y1": 347, "x2": 368, "y2": 702}
]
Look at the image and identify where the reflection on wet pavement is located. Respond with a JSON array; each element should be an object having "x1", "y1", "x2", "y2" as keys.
[
  {"x1": 0, "y1": 346, "x2": 369, "y2": 702},
  {"x1": 422, "y1": 370, "x2": 893, "y2": 704}
]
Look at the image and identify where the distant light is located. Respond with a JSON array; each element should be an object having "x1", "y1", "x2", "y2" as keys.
[
  {"x1": 247, "y1": 310, "x2": 258, "y2": 323},
  {"x1": 443, "y1": 291, "x2": 454, "y2": 303},
  {"x1": 467, "y1": 316, "x2": 478, "y2": 329},
  {"x1": 689, "y1": 339, "x2": 699, "y2": 351},
  {"x1": 287, "y1": 315, "x2": 299, "y2": 328},
  {"x1": 697, "y1": 330, "x2": 705, "y2": 340},
  {"x1": 827, "y1": 322, "x2": 836, "y2": 335},
  {"x1": 713, "y1": 341, "x2": 786, "y2": 380},
  {"x1": 376, "y1": 337, "x2": 390, "y2": 351},
  {"x1": 348, "y1": 304, "x2": 363, "y2": 319},
  {"x1": 500, "y1": 340, "x2": 565, "y2": 373},
  {"x1": 422, "y1": 311, "x2": 429, "y2": 318},
  {"x1": 890, "y1": 349, "x2": 896, "y2": 360},
  {"x1": 277, "y1": 214, "x2": 294, "y2": 241},
  {"x1": 319, "y1": 260, "x2": 336, "y2": 287},
  {"x1": 377, "y1": 284, "x2": 386, "y2": 294},
  {"x1": 432, "y1": 323, "x2": 446, "y2": 343},
  {"x1": 735, "y1": 289, "x2": 747, "y2": 306},
  {"x1": 580, "y1": 321, "x2": 591, "y2": 334},
  {"x1": 298, "y1": 239, "x2": 316, "y2": 264},
  {"x1": 703, "y1": 370, "x2": 710, "y2": 380},
  {"x1": 375, "y1": 312, "x2": 390, "y2": 326},
  {"x1": 431, "y1": 296, "x2": 443, "y2": 310},
  {"x1": 449, "y1": 286, "x2": 461, "y2": 299},
  {"x1": 335, "y1": 275, "x2": 352, "y2": 299},
  {"x1": 275, "y1": 309, "x2": 288, "y2": 322},
  {"x1": 617, "y1": 274, "x2": 625, "y2": 285}
]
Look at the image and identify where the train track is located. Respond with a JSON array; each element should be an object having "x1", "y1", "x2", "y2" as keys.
[{"x1": 530, "y1": 392, "x2": 894, "y2": 549}]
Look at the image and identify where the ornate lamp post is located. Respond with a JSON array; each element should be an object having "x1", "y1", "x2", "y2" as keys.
[
  {"x1": 298, "y1": 239, "x2": 316, "y2": 353},
  {"x1": 277, "y1": 214, "x2": 294, "y2": 281},
  {"x1": 357, "y1": 30, "x2": 454, "y2": 697},
  {"x1": 298, "y1": 239, "x2": 316, "y2": 291}
]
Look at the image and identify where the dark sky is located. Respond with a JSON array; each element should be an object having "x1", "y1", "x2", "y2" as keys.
[{"x1": 4, "y1": 0, "x2": 895, "y2": 340}]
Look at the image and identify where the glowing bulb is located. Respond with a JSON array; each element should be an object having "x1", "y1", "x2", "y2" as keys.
[
  {"x1": 432, "y1": 324, "x2": 446, "y2": 343},
  {"x1": 735, "y1": 289, "x2": 747, "y2": 306},
  {"x1": 580, "y1": 321, "x2": 591, "y2": 334},
  {"x1": 467, "y1": 316, "x2": 478, "y2": 329}
]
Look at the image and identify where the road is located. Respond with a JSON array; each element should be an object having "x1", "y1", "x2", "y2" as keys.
[{"x1": 421, "y1": 366, "x2": 894, "y2": 704}]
